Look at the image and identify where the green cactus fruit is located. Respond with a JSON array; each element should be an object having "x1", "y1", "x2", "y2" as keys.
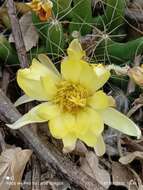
[
  {"x1": 95, "y1": 35, "x2": 143, "y2": 64},
  {"x1": 94, "y1": 0, "x2": 126, "y2": 35},
  {"x1": 45, "y1": 20, "x2": 65, "y2": 58},
  {"x1": 69, "y1": 0, "x2": 93, "y2": 36},
  {"x1": 0, "y1": 35, "x2": 19, "y2": 65}
]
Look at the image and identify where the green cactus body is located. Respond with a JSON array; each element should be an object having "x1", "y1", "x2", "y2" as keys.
[
  {"x1": 95, "y1": 36, "x2": 143, "y2": 64},
  {"x1": 46, "y1": 20, "x2": 64, "y2": 57},
  {"x1": 105, "y1": 0, "x2": 126, "y2": 32},
  {"x1": 0, "y1": 35, "x2": 19, "y2": 65},
  {"x1": 32, "y1": 11, "x2": 65, "y2": 57},
  {"x1": 94, "y1": 0, "x2": 126, "y2": 34},
  {"x1": 52, "y1": 0, "x2": 72, "y2": 19},
  {"x1": 69, "y1": 0, "x2": 93, "y2": 36},
  {"x1": 32, "y1": 12, "x2": 49, "y2": 41},
  {"x1": 28, "y1": 47, "x2": 46, "y2": 61}
]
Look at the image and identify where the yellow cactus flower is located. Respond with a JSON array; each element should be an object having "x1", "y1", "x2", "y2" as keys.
[
  {"x1": 128, "y1": 65, "x2": 143, "y2": 87},
  {"x1": 27, "y1": 0, "x2": 53, "y2": 21},
  {"x1": 7, "y1": 39, "x2": 141, "y2": 156}
]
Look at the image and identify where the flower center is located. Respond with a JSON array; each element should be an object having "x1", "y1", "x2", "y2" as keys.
[{"x1": 54, "y1": 81, "x2": 88, "y2": 114}]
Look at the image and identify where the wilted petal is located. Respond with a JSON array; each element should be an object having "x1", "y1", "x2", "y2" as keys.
[
  {"x1": 94, "y1": 135, "x2": 106, "y2": 156},
  {"x1": 27, "y1": 1, "x2": 41, "y2": 12},
  {"x1": 100, "y1": 107, "x2": 141, "y2": 139},
  {"x1": 128, "y1": 66, "x2": 143, "y2": 87},
  {"x1": 27, "y1": 0, "x2": 53, "y2": 21},
  {"x1": 42, "y1": 0, "x2": 53, "y2": 11}
]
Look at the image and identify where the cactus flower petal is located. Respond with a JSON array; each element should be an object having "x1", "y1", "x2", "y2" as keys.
[
  {"x1": 79, "y1": 131, "x2": 97, "y2": 147},
  {"x1": 94, "y1": 135, "x2": 106, "y2": 156},
  {"x1": 92, "y1": 64, "x2": 111, "y2": 90},
  {"x1": 7, "y1": 102, "x2": 60, "y2": 129},
  {"x1": 62, "y1": 134, "x2": 77, "y2": 153},
  {"x1": 49, "y1": 113, "x2": 75, "y2": 139},
  {"x1": 17, "y1": 58, "x2": 59, "y2": 100},
  {"x1": 76, "y1": 108, "x2": 104, "y2": 137},
  {"x1": 100, "y1": 107, "x2": 141, "y2": 139},
  {"x1": 14, "y1": 95, "x2": 35, "y2": 107},
  {"x1": 87, "y1": 90, "x2": 110, "y2": 110},
  {"x1": 61, "y1": 58, "x2": 98, "y2": 93},
  {"x1": 41, "y1": 75, "x2": 59, "y2": 100},
  {"x1": 7, "y1": 39, "x2": 141, "y2": 155},
  {"x1": 67, "y1": 38, "x2": 85, "y2": 60}
]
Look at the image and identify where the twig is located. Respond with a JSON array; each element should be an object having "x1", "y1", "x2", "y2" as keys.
[
  {"x1": 6, "y1": 0, "x2": 38, "y2": 134},
  {"x1": 127, "y1": 104, "x2": 143, "y2": 118},
  {"x1": 125, "y1": 9, "x2": 143, "y2": 23},
  {"x1": 1, "y1": 68, "x2": 10, "y2": 94},
  {"x1": 6, "y1": 0, "x2": 29, "y2": 68},
  {"x1": 0, "y1": 89, "x2": 105, "y2": 190},
  {"x1": 31, "y1": 155, "x2": 41, "y2": 190},
  {"x1": 0, "y1": 129, "x2": 6, "y2": 151},
  {"x1": 123, "y1": 137, "x2": 143, "y2": 152}
]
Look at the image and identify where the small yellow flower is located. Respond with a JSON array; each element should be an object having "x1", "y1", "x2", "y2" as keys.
[
  {"x1": 27, "y1": 0, "x2": 53, "y2": 21},
  {"x1": 7, "y1": 39, "x2": 141, "y2": 156},
  {"x1": 128, "y1": 65, "x2": 143, "y2": 87}
]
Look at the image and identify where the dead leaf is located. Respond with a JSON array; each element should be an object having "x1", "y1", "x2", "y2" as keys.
[
  {"x1": 129, "y1": 0, "x2": 143, "y2": 10},
  {"x1": 80, "y1": 151, "x2": 111, "y2": 188},
  {"x1": 0, "y1": 147, "x2": 32, "y2": 190},
  {"x1": 112, "y1": 162, "x2": 140, "y2": 190},
  {"x1": 9, "y1": 12, "x2": 39, "y2": 51},
  {"x1": 74, "y1": 141, "x2": 88, "y2": 156},
  {"x1": 128, "y1": 66, "x2": 143, "y2": 87},
  {"x1": 119, "y1": 151, "x2": 143, "y2": 165}
]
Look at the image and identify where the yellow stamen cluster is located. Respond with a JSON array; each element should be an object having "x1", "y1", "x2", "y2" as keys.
[{"x1": 55, "y1": 81, "x2": 88, "y2": 114}]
